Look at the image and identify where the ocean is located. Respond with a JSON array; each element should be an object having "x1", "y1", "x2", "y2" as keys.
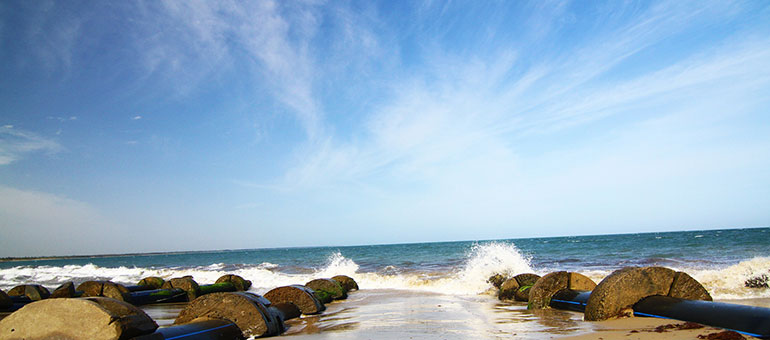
[{"x1": 2, "y1": 227, "x2": 768, "y2": 300}]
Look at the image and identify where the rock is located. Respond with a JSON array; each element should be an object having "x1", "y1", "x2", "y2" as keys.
[
  {"x1": 162, "y1": 277, "x2": 200, "y2": 301},
  {"x1": 584, "y1": 266, "x2": 712, "y2": 321},
  {"x1": 7, "y1": 284, "x2": 51, "y2": 301},
  {"x1": 215, "y1": 274, "x2": 252, "y2": 291},
  {"x1": 0, "y1": 290, "x2": 11, "y2": 309},
  {"x1": 514, "y1": 273, "x2": 541, "y2": 301},
  {"x1": 306, "y1": 278, "x2": 347, "y2": 302},
  {"x1": 488, "y1": 274, "x2": 508, "y2": 289},
  {"x1": 499, "y1": 278, "x2": 521, "y2": 301},
  {"x1": 264, "y1": 285, "x2": 325, "y2": 315},
  {"x1": 51, "y1": 282, "x2": 76, "y2": 298},
  {"x1": 137, "y1": 277, "x2": 165, "y2": 289},
  {"x1": 745, "y1": 274, "x2": 769, "y2": 289},
  {"x1": 175, "y1": 292, "x2": 283, "y2": 338},
  {"x1": 0, "y1": 297, "x2": 157, "y2": 340},
  {"x1": 198, "y1": 282, "x2": 237, "y2": 295},
  {"x1": 670, "y1": 271, "x2": 712, "y2": 301},
  {"x1": 332, "y1": 275, "x2": 359, "y2": 292},
  {"x1": 77, "y1": 281, "x2": 130, "y2": 301},
  {"x1": 528, "y1": 271, "x2": 596, "y2": 309}
]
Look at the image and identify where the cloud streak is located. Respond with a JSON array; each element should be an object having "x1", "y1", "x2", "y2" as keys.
[{"x1": 0, "y1": 126, "x2": 61, "y2": 165}]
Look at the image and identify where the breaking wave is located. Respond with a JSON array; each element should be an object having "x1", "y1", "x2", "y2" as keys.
[{"x1": 0, "y1": 248, "x2": 767, "y2": 300}]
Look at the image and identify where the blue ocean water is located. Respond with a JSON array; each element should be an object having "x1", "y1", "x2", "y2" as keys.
[{"x1": 1, "y1": 228, "x2": 769, "y2": 300}]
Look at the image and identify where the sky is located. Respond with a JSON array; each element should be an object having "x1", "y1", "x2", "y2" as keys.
[{"x1": 1, "y1": 1, "x2": 769, "y2": 257}]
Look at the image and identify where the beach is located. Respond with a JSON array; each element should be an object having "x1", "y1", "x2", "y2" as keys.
[{"x1": 1, "y1": 228, "x2": 769, "y2": 338}]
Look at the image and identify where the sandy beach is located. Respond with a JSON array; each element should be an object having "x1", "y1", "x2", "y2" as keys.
[{"x1": 149, "y1": 289, "x2": 761, "y2": 340}]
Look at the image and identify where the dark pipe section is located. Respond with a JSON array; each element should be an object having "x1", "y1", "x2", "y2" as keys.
[
  {"x1": 549, "y1": 290, "x2": 590, "y2": 312},
  {"x1": 129, "y1": 288, "x2": 189, "y2": 305},
  {"x1": 633, "y1": 296, "x2": 770, "y2": 339},
  {"x1": 548, "y1": 289, "x2": 770, "y2": 338},
  {"x1": 125, "y1": 285, "x2": 155, "y2": 292},
  {"x1": 132, "y1": 319, "x2": 243, "y2": 340}
]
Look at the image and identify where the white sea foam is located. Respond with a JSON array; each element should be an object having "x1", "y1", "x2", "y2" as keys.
[
  {"x1": 679, "y1": 257, "x2": 770, "y2": 300},
  {"x1": 351, "y1": 242, "x2": 534, "y2": 295},
  {"x1": 1, "y1": 252, "x2": 767, "y2": 300}
]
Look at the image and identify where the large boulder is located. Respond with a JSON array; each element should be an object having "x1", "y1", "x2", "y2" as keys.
[
  {"x1": 499, "y1": 273, "x2": 541, "y2": 301},
  {"x1": 161, "y1": 276, "x2": 201, "y2": 301},
  {"x1": 175, "y1": 292, "x2": 283, "y2": 338},
  {"x1": 7, "y1": 284, "x2": 50, "y2": 301},
  {"x1": 528, "y1": 271, "x2": 596, "y2": 309},
  {"x1": 332, "y1": 275, "x2": 359, "y2": 292},
  {"x1": 137, "y1": 277, "x2": 165, "y2": 289},
  {"x1": 305, "y1": 278, "x2": 347, "y2": 303},
  {"x1": 215, "y1": 274, "x2": 252, "y2": 291},
  {"x1": 77, "y1": 281, "x2": 130, "y2": 301},
  {"x1": 50, "y1": 282, "x2": 77, "y2": 298},
  {"x1": 584, "y1": 266, "x2": 712, "y2": 321},
  {"x1": 0, "y1": 297, "x2": 157, "y2": 340},
  {"x1": 264, "y1": 285, "x2": 325, "y2": 315}
]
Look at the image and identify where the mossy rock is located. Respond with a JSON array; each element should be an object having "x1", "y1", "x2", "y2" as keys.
[
  {"x1": 0, "y1": 297, "x2": 158, "y2": 339},
  {"x1": 585, "y1": 266, "x2": 711, "y2": 321},
  {"x1": 488, "y1": 274, "x2": 508, "y2": 289},
  {"x1": 51, "y1": 282, "x2": 76, "y2": 298},
  {"x1": 162, "y1": 277, "x2": 201, "y2": 301},
  {"x1": 264, "y1": 285, "x2": 325, "y2": 315},
  {"x1": 138, "y1": 277, "x2": 165, "y2": 289},
  {"x1": 176, "y1": 292, "x2": 283, "y2": 338},
  {"x1": 199, "y1": 282, "x2": 237, "y2": 295},
  {"x1": 7, "y1": 284, "x2": 51, "y2": 301},
  {"x1": 528, "y1": 271, "x2": 596, "y2": 309},
  {"x1": 331, "y1": 275, "x2": 359, "y2": 292},
  {"x1": 305, "y1": 278, "x2": 347, "y2": 301},
  {"x1": 77, "y1": 281, "x2": 130, "y2": 301},
  {"x1": 216, "y1": 274, "x2": 252, "y2": 291}
]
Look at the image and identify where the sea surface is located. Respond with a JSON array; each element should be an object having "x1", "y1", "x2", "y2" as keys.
[{"x1": 2, "y1": 228, "x2": 768, "y2": 300}]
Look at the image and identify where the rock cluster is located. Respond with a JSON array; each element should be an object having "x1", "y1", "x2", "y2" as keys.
[
  {"x1": 0, "y1": 273, "x2": 359, "y2": 340},
  {"x1": 745, "y1": 274, "x2": 769, "y2": 289}
]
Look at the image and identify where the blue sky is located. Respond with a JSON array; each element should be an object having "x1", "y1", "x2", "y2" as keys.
[{"x1": 1, "y1": 1, "x2": 769, "y2": 256}]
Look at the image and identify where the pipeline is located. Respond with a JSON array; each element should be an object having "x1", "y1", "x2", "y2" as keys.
[
  {"x1": 133, "y1": 319, "x2": 242, "y2": 340},
  {"x1": 548, "y1": 289, "x2": 770, "y2": 338}
]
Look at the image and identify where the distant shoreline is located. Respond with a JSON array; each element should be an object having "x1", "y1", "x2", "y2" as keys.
[{"x1": 0, "y1": 250, "x2": 223, "y2": 263}]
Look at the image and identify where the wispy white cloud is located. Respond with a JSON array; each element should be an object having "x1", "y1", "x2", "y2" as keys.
[
  {"x1": 0, "y1": 126, "x2": 61, "y2": 165},
  {"x1": 247, "y1": 1, "x2": 770, "y2": 237},
  {"x1": 136, "y1": 1, "x2": 350, "y2": 140},
  {"x1": 132, "y1": 115, "x2": 142, "y2": 120}
]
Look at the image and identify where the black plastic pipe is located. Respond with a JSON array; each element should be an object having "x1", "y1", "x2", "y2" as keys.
[
  {"x1": 549, "y1": 290, "x2": 591, "y2": 312},
  {"x1": 132, "y1": 319, "x2": 243, "y2": 340},
  {"x1": 633, "y1": 296, "x2": 770, "y2": 339},
  {"x1": 128, "y1": 288, "x2": 188, "y2": 305},
  {"x1": 547, "y1": 289, "x2": 770, "y2": 338},
  {"x1": 125, "y1": 285, "x2": 155, "y2": 292}
]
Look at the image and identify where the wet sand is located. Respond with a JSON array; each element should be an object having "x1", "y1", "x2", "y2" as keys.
[
  {"x1": 10, "y1": 289, "x2": 761, "y2": 339},
  {"x1": 271, "y1": 290, "x2": 766, "y2": 340}
]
